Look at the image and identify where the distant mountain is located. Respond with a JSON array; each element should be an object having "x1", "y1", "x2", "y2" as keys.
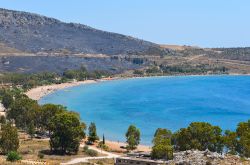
[
  {"x1": 2, "y1": 8, "x2": 250, "y2": 75},
  {"x1": 0, "y1": 8, "x2": 166, "y2": 55}
]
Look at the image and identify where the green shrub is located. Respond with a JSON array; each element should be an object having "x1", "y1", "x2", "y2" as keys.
[
  {"x1": 133, "y1": 70, "x2": 144, "y2": 75},
  {"x1": 96, "y1": 160, "x2": 104, "y2": 165},
  {"x1": 6, "y1": 151, "x2": 22, "y2": 162},
  {"x1": 85, "y1": 149, "x2": 98, "y2": 157},
  {"x1": 83, "y1": 145, "x2": 89, "y2": 152},
  {"x1": 98, "y1": 141, "x2": 109, "y2": 151}
]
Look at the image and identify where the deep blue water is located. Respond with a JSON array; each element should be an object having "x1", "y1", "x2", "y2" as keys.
[{"x1": 40, "y1": 76, "x2": 250, "y2": 145}]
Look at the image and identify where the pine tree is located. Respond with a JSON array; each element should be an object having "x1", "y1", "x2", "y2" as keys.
[
  {"x1": 126, "y1": 125, "x2": 140, "y2": 150},
  {"x1": 0, "y1": 123, "x2": 19, "y2": 154},
  {"x1": 103, "y1": 134, "x2": 105, "y2": 145},
  {"x1": 88, "y1": 122, "x2": 99, "y2": 144}
]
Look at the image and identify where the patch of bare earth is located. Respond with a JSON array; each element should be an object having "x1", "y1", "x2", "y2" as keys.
[{"x1": 0, "y1": 138, "x2": 105, "y2": 165}]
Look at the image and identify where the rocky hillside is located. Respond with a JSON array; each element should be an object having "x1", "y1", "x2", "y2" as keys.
[
  {"x1": 172, "y1": 150, "x2": 250, "y2": 165},
  {"x1": 1, "y1": 8, "x2": 250, "y2": 74},
  {"x1": 0, "y1": 56, "x2": 144, "y2": 73},
  {"x1": 0, "y1": 8, "x2": 166, "y2": 55}
]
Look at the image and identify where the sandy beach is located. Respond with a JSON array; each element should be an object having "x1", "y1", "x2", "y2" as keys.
[
  {"x1": 25, "y1": 80, "x2": 97, "y2": 100},
  {"x1": 82, "y1": 139, "x2": 151, "y2": 153},
  {"x1": 25, "y1": 78, "x2": 152, "y2": 151},
  {"x1": 105, "y1": 140, "x2": 151, "y2": 152},
  {"x1": 25, "y1": 74, "x2": 245, "y2": 101}
]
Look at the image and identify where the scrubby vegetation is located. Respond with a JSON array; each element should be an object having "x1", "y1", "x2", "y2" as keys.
[
  {"x1": 159, "y1": 64, "x2": 228, "y2": 75},
  {"x1": 98, "y1": 141, "x2": 109, "y2": 151},
  {"x1": 82, "y1": 145, "x2": 98, "y2": 157},
  {"x1": 85, "y1": 149, "x2": 98, "y2": 157},
  {"x1": 212, "y1": 47, "x2": 250, "y2": 61},
  {"x1": 6, "y1": 151, "x2": 22, "y2": 162},
  {"x1": 0, "y1": 67, "x2": 109, "y2": 91},
  {"x1": 133, "y1": 64, "x2": 228, "y2": 76},
  {"x1": 172, "y1": 47, "x2": 250, "y2": 61}
]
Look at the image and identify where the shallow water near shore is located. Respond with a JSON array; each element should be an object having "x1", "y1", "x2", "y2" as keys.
[{"x1": 40, "y1": 75, "x2": 250, "y2": 145}]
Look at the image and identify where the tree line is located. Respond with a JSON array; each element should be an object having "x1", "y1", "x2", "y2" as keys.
[
  {"x1": 133, "y1": 64, "x2": 228, "y2": 77},
  {"x1": 1, "y1": 88, "x2": 250, "y2": 160},
  {"x1": 0, "y1": 88, "x2": 100, "y2": 155},
  {"x1": 0, "y1": 66, "x2": 109, "y2": 91},
  {"x1": 125, "y1": 121, "x2": 250, "y2": 160}
]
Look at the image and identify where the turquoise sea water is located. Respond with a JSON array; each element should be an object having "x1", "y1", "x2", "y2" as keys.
[{"x1": 40, "y1": 76, "x2": 250, "y2": 145}]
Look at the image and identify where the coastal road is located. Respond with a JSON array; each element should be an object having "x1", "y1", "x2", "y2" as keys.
[{"x1": 60, "y1": 145, "x2": 120, "y2": 165}]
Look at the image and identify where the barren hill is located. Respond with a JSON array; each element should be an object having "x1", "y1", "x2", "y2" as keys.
[
  {"x1": 1, "y1": 8, "x2": 250, "y2": 75},
  {"x1": 0, "y1": 8, "x2": 166, "y2": 56}
]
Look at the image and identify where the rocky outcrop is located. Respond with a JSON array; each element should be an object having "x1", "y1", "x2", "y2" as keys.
[{"x1": 172, "y1": 150, "x2": 249, "y2": 165}]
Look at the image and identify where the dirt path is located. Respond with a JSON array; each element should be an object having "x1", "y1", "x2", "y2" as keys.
[
  {"x1": 20, "y1": 160, "x2": 46, "y2": 164},
  {"x1": 186, "y1": 54, "x2": 205, "y2": 62},
  {"x1": 60, "y1": 145, "x2": 120, "y2": 165}
]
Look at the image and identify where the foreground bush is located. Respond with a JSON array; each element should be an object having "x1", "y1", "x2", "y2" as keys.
[
  {"x1": 83, "y1": 145, "x2": 89, "y2": 152},
  {"x1": 98, "y1": 141, "x2": 109, "y2": 151},
  {"x1": 6, "y1": 151, "x2": 22, "y2": 162},
  {"x1": 85, "y1": 149, "x2": 98, "y2": 157}
]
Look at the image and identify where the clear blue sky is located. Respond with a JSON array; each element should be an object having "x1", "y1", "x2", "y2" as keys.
[{"x1": 1, "y1": 0, "x2": 249, "y2": 48}]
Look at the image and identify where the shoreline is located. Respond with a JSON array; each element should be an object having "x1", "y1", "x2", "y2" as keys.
[
  {"x1": 24, "y1": 73, "x2": 250, "y2": 150},
  {"x1": 25, "y1": 77, "x2": 153, "y2": 150},
  {"x1": 102, "y1": 140, "x2": 151, "y2": 152},
  {"x1": 25, "y1": 73, "x2": 250, "y2": 101},
  {"x1": 25, "y1": 80, "x2": 98, "y2": 100}
]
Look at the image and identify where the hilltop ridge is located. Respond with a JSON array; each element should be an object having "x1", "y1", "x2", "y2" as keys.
[
  {"x1": 1, "y1": 8, "x2": 250, "y2": 74},
  {"x1": 0, "y1": 8, "x2": 166, "y2": 55}
]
